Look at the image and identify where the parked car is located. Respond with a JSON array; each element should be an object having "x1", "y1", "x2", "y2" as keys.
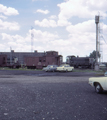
[
  {"x1": 89, "y1": 76, "x2": 107, "y2": 93},
  {"x1": 56, "y1": 64, "x2": 74, "y2": 72},
  {"x1": 42, "y1": 65, "x2": 58, "y2": 72},
  {"x1": 104, "y1": 71, "x2": 107, "y2": 76},
  {"x1": 99, "y1": 63, "x2": 107, "y2": 71}
]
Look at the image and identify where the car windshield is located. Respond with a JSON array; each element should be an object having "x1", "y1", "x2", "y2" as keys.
[
  {"x1": 59, "y1": 65, "x2": 64, "y2": 67},
  {"x1": 104, "y1": 72, "x2": 107, "y2": 76},
  {"x1": 53, "y1": 65, "x2": 58, "y2": 67},
  {"x1": 47, "y1": 65, "x2": 52, "y2": 67},
  {"x1": 47, "y1": 65, "x2": 58, "y2": 67},
  {"x1": 59, "y1": 64, "x2": 68, "y2": 67}
]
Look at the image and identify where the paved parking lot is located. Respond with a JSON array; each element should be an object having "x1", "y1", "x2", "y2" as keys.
[
  {"x1": 0, "y1": 70, "x2": 107, "y2": 120},
  {"x1": 0, "y1": 69, "x2": 102, "y2": 77}
]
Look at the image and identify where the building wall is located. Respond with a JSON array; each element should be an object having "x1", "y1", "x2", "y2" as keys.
[
  {"x1": 24, "y1": 51, "x2": 62, "y2": 69},
  {"x1": 0, "y1": 55, "x2": 7, "y2": 67},
  {"x1": 0, "y1": 50, "x2": 45, "y2": 65},
  {"x1": 0, "y1": 50, "x2": 62, "y2": 68}
]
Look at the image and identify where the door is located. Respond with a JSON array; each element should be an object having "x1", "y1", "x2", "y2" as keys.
[{"x1": 105, "y1": 77, "x2": 107, "y2": 90}]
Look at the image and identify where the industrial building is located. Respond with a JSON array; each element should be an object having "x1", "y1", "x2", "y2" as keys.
[
  {"x1": 0, "y1": 55, "x2": 7, "y2": 67},
  {"x1": 0, "y1": 50, "x2": 63, "y2": 69}
]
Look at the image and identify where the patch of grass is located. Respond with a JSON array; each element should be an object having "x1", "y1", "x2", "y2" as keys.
[
  {"x1": 73, "y1": 68, "x2": 104, "y2": 73},
  {"x1": 0, "y1": 67, "x2": 104, "y2": 75},
  {"x1": 0, "y1": 67, "x2": 42, "y2": 71},
  {"x1": 95, "y1": 73, "x2": 104, "y2": 76}
]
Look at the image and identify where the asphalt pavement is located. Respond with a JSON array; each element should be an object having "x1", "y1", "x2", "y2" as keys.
[
  {"x1": 0, "y1": 69, "x2": 103, "y2": 77},
  {"x1": 0, "y1": 70, "x2": 106, "y2": 120}
]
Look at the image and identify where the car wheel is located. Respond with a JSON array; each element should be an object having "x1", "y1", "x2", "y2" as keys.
[
  {"x1": 66, "y1": 69, "x2": 68, "y2": 72},
  {"x1": 95, "y1": 83, "x2": 103, "y2": 94}
]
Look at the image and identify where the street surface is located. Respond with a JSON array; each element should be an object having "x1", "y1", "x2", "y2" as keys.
[
  {"x1": 0, "y1": 69, "x2": 103, "y2": 77},
  {"x1": 0, "y1": 70, "x2": 107, "y2": 120}
]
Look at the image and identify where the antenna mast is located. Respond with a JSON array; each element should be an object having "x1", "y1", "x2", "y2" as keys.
[{"x1": 31, "y1": 26, "x2": 34, "y2": 52}]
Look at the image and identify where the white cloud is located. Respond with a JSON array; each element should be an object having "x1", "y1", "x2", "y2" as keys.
[
  {"x1": 36, "y1": 9, "x2": 49, "y2": 14},
  {"x1": 1, "y1": 22, "x2": 107, "y2": 61},
  {"x1": 29, "y1": 27, "x2": 96, "y2": 59},
  {"x1": 57, "y1": 19, "x2": 71, "y2": 26},
  {"x1": 32, "y1": 0, "x2": 48, "y2": 1},
  {"x1": 86, "y1": 0, "x2": 107, "y2": 12},
  {"x1": 34, "y1": 18, "x2": 71, "y2": 27},
  {"x1": 49, "y1": 15, "x2": 57, "y2": 19},
  {"x1": 66, "y1": 20, "x2": 96, "y2": 49},
  {"x1": 35, "y1": 19, "x2": 57, "y2": 27},
  {"x1": 66, "y1": 20, "x2": 96, "y2": 34},
  {"x1": 0, "y1": 19, "x2": 20, "y2": 30},
  {"x1": 1, "y1": 33, "x2": 24, "y2": 42},
  {"x1": 0, "y1": 44, "x2": 5, "y2": 50},
  {"x1": 0, "y1": 4, "x2": 19, "y2": 16},
  {"x1": 30, "y1": 29, "x2": 59, "y2": 42},
  {"x1": 1, "y1": 0, "x2": 107, "y2": 62},
  {"x1": 1, "y1": 29, "x2": 59, "y2": 52},
  {"x1": 103, "y1": 24, "x2": 107, "y2": 35},
  {"x1": 56, "y1": 0, "x2": 107, "y2": 60},
  {"x1": 57, "y1": 0, "x2": 107, "y2": 21},
  {"x1": 8, "y1": 42, "x2": 17, "y2": 46},
  {"x1": 66, "y1": 19, "x2": 107, "y2": 46},
  {"x1": 1, "y1": 33, "x2": 13, "y2": 41},
  {"x1": 0, "y1": 14, "x2": 7, "y2": 19},
  {"x1": 31, "y1": 18, "x2": 107, "y2": 61},
  {"x1": 34, "y1": 0, "x2": 107, "y2": 28},
  {"x1": 1, "y1": 33, "x2": 26, "y2": 51}
]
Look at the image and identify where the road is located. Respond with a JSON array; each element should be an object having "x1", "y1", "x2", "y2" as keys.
[
  {"x1": 0, "y1": 69, "x2": 103, "y2": 77},
  {"x1": 0, "y1": 70, "x2": 107, "y2": 120}
]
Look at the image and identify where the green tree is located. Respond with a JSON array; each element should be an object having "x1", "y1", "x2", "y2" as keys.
[{"x1": 89, "y1": 50, "x2": 100, "y2": 59}]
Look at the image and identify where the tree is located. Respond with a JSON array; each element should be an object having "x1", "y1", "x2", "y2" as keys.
[{"x1": 89, "y1": 50, "x2": 101, "y2": 59}]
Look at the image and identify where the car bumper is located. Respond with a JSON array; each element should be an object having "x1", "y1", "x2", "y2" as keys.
[
  {"x1": 88, "y1": 81, "x2": 94, "y2": 87},
  {"x1": 57, "y1": 69, "x2": 66, "y2": 72}
]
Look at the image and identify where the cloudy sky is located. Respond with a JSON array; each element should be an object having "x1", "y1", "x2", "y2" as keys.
[{"x1": 0, "y1": 0, "x2": 107, "y2": 62}]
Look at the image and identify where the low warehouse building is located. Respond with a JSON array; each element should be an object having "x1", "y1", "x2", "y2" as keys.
[{"x1": 0, "y1": 55, "x2": 7, "y2": 67}]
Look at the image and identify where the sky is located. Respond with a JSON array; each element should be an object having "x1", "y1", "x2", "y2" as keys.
[{"x1": 0, "y1": 0, "x2": 107, "y2": 62}]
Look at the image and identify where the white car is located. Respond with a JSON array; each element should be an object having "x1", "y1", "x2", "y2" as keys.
[
  {"x1": 104, "y1": 71, "x2": 107, "y2": 76},
  {"x1": 56, "y1": 64, "x2": 74, "y2": 72},
  {"x1": 42, "y1": 65, "x2": 58, "y2": 72},
  {"x1": 89, "y1": 77, "x2": 107, "y2": 93}
]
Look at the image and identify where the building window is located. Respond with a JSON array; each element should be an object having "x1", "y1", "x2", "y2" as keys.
[
  {"x1": 3, "y1": 57, "x2": 6, "y2": 64},
  {"x1": 39, "y1": 57, "x2": 42, "y2": 62},
  {"x1": 33, "y1": 58, "x2": 35, "y2": 63},
  {"x1": 43, "y1": 59, "x2": 46, "y2": 62}
]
